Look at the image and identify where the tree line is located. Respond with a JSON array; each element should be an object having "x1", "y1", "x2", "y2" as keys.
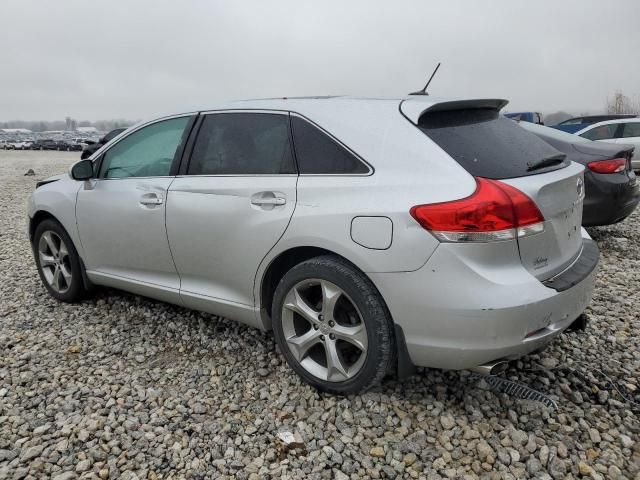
[{"x1": 0, "y1": 118, "x2": 134, "y2": 132}]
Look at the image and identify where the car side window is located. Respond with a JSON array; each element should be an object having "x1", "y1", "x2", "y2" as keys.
[
  {"x1": 580, "y1": 124, "x2": 618, "y2": 141},
  {"x1": 291, "y1": 116, "x2": 370, "y2": 174},
  {"x1": 621, "y1": 122, "x2": 640, "y2": 138},
  {"x1": 99, "y1": 117, "x2": 191, "y2": 179},
  {"x1": 187, "y1": 113, "x2": 296, "y2": 175}
]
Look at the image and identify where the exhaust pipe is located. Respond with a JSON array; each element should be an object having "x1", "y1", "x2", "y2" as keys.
[
  {"x1": 470, "y1": 359, "x2": 509, "y2": 376},
  {"x1": 567, "y1": 313, "x2": 588, "y2": 332}
]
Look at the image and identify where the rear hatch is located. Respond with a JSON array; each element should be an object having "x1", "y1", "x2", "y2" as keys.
[{"x1": 403, "y1": 99, "x2": 585, "y2": 280}]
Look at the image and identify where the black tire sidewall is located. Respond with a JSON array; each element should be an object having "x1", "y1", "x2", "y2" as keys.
[
  {"x1": 32, "y1": 219, "x2": 84, "y2": 302},
  {"x1": 272, "y1": 256, "x2": 394, "y2": 394}
]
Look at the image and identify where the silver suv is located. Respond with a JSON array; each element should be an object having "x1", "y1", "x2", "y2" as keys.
[{"x1": 28, "y1": 96, "x2": 598, "y2": 393}]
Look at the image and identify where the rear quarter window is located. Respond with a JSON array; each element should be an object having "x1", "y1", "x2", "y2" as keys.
[
  {"x1": 291, "y1": 116, "x2": 370, "y2": 175},
  {"x1": 417, "y1": 109, "x2": 565, "y2": 179}
]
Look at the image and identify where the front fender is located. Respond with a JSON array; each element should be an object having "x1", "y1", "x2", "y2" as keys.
[{"x1": 28, "y1": 176, "x2": 84, "y2": 258}]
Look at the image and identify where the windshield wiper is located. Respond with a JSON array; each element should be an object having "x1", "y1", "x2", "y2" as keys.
[{"x1": 526, "y1": 153, "x2": 566, "y2": 172}]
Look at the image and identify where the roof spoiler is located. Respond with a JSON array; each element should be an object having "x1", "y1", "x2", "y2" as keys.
[{"x1": 400, "y1": 98, "x2": 509, "y2": 124}]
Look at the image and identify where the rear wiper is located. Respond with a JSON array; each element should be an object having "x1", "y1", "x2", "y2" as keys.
[{"x1": 526, "y1": 153, "x2": 566, "y2": 172}]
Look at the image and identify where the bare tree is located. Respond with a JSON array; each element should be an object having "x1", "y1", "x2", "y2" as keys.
[{"x1": 607, "y1": 90, "x2": 640, "y2": 115}]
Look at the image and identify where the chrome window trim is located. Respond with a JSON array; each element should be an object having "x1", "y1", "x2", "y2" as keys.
[
  {"x1": 199, "y1": 108, "x2": 290, "y2": 116},
  {"x1": 92, "y1": 108, "x2": 375, "y2": 179},
  {"x1": 175, "y1": 174, "x2": 299, "y2": 178}
]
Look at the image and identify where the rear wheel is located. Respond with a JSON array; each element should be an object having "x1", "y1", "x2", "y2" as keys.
[
  {"x1": 272, "y1": 256, "x2": 394, "y2": 394},
  {"x1": 33, "y1": 219, "x2": 85, "y2": 302}
]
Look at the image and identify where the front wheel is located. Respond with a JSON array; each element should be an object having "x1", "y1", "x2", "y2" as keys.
[
  {"x1": 272, "y1": 256, "x2": 395, "y2": 394},
  {"x1": 33, "y1": 219, "x2": 85, "y2": 302}
]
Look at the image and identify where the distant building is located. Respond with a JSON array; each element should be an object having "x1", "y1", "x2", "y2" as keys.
[{"x1": 76, "y1": 126, "x2": 98, "y2": 133}]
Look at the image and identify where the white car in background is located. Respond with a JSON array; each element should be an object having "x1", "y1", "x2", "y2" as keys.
[{"x1": 576, "y1": 118, "x2": 640, "y2": 170}]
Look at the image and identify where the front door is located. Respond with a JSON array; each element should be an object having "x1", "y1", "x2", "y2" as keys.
[
  {"x1": 76, "y1": 115, "x2": 193, "y2": 301},
  {"x1": 166, "y1": 111, "x2": 297, "y2": 322}
]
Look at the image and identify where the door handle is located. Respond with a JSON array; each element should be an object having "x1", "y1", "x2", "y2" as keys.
[
  {"x1": 139, "y1": 194, "x2": 164, "y2": 206},
  {"x1": 251, "y1": 197, "x2": 286, "y2": 206}
]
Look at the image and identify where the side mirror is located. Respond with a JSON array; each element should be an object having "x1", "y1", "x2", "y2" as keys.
[{"x1": 70, "y1": 159, "x2": 94, "y2": 180}]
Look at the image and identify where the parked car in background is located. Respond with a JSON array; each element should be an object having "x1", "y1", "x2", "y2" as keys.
[
  {"x1": 1, "y1": 140, "x2": 13, "y2": 150},
  {"x1": 504, "y1": 112, "x2": 543, "y2": 124},
  {"x1": 575, "y1": 118, "x2": 640, "y2": 171},
  {"x1": 552, "y1": 114, "x2": 638, "y2": 134},
  {"x1": 81, "y1": 128, "x2": 127, "y2": 159},
  {"x1": 59, "y1": 140, "x2": 84, "y2": 152},
  {"x1": 518, "y1": 121, "x2": 638, "y2": 226},
  {"x1": 9, "y1": 140, "x2": 31, "y2": 150},
  {"x1": 32, "y1": 139, "x2": 60, "y2": 150},
  {"x1": 27, "y1": 96, "x2": 598, "y2": 393}
]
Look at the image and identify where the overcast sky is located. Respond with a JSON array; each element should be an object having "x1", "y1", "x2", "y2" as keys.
[{"x1": 1, "y1": 0, "x2": 639, "y2": 121}]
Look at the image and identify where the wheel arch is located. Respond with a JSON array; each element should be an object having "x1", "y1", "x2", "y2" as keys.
[
  {"x1": 259, "y1": 246, "x2": 347, "y2": 323},
  {"x1": 30, "y1": 209, "x2": 92, "y2": 290},
  {"x1": 257, "y1": 245, "x2": 415, "y2": 378},
  {"x1": 29, "y1": 209, "x2": 63, "y2": 241}
]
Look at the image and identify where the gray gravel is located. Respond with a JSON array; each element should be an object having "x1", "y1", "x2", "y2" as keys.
[{"x1": 1, "y1": 150, "x2": 639, "y2": 479}]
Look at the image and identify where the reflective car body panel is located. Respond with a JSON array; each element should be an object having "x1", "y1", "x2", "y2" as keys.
[{"x1": 28, "y1": 96, "x2": 599, "y2": 371}]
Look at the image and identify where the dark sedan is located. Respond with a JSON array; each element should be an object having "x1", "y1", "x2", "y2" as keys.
[
  {"x1": 31, "y1": 139, "x2": 60, "y2": 150},
  {"x1": 519, "y1": 122, "x2": 639, "y2": 226}
]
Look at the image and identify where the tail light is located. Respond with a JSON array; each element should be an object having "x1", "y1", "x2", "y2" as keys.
[
  {"x1": 587, "y1": 158, "x2": 626, "y2": 174},
  {"x1": 410, "y1": 177, "x2": 545, "y2": 242}
]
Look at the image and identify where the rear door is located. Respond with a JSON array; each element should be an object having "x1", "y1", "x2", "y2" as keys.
[
  {"x1": 412, "y1": 102, "x2": 585, "y2": 280},
  {"x1": 166, "y1": 111, "x2": 297, "y2": 310}
]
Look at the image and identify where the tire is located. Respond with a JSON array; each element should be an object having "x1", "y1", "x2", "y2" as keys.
[
  {"x1": 32, "y1": 219, "x2": 85, "y2": 302},
  {"x1": 272, "y1": 255, "x2": 395, "y2": 394}
]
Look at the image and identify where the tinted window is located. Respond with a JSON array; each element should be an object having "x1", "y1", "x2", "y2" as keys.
[
  {"x1": 622, "y1": 122, "x2": 640, "y2": 138},
  {"x1": 188, "y1": 113, "x2": 295, "y2": 175},
  {"x1": 99, "y1": 117, "x2": 190, "y2": 179},
  {"x1": 580, "y1": 124, "x2": 618, "y2": 141},
  {"x1": 418, "y1": 109, "x2": 564, "y2": 179},
  {"x1": 291, "y1": 116, "x2": 369, "y2": 174}
]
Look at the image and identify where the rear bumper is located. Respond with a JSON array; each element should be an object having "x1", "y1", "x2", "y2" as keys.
[
  {"x1": 371, "y1": 233, "x2": 598, "y2": 370},
  {"x1": 582, "y1": 171, "x2": 639, "y2": 226}
]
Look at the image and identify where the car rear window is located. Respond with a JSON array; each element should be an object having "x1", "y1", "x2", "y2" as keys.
[{"x1": 417, "y1": 108, "x2": 566, "y2": 179}]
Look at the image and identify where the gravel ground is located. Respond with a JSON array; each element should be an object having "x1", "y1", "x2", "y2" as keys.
[{"x1": 0, "y1": 150, "x2": 638, "y2": 480}]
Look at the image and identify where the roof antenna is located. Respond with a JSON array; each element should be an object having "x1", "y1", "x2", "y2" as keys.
[{"x1": 409, "y1": 62, "x2": 441, "y2": 96}]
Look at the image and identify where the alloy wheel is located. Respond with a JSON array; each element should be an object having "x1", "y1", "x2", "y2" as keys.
[
  {"x1": 38, "y1": 231, "x2": 72, "y2": 294},
  {"x1": 281, "y1": 279, "x2": 368, "y2": 382}
]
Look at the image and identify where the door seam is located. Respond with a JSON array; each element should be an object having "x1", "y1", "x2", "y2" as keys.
[{"x1": 164, "y1": 177, "x2": 184, "y2": 297}]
